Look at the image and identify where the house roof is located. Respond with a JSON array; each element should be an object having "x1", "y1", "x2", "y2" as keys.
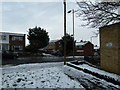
[
  {"x1": 0, "y1": 32, "x2": 25, "y2": 36},
  {"x1": 94, "y1": 46, "x2": 100, "y2": 49},
  {"x1": 76, "y1": 41, "x2": 89, "y2": 46},
  {"x1": 99, "y1": 22, "x2": 120, "y2": 29},
  {"x1": 49, "y1": 40, "x2": 60, "y2": 43}
]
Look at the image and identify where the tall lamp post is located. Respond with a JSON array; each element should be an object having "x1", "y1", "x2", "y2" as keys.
[
  {"x1": 63, "y1": 0, "x2": 67, "y2": 65},
  {"x1": 68, "y1": 9, "x2": 75, "y2": 60},
  {"x1": 91, "y1": 31, "x2": 99, "y2": 44},
  {"x1": 90, "y1": 36, "x2": 97, "y2": 43}
]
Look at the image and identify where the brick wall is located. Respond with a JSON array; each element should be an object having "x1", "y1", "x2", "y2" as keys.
[
  {"x1": 100, "y1": 22, "x2": 120, "y2": 75},
  {"x1": 84, "y1": 42, "x2": 94, "y2": 56},
  {"x1": 9, "y1": 34, "x2": 25, "y2": 52},
  {"x1": 75, "y1": 42, "x2": 94, "y2": 56}
]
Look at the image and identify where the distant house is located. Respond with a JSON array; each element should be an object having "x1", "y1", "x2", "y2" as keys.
[
  {"x1": 0, "y1": 32, "x2": 25, "y2": 52},
  {"x1": 43, "y1": 40, "x2": 61, "y2": 53},
  {"x1": 94, "y1": 45, "x2": 100, "y2": 56},
  {"x1": 75, "y1": 40, "x2": 94, "y2": 56},
  {"x1": 54, "y1": 40, "x2": 62, "y2": 51}
]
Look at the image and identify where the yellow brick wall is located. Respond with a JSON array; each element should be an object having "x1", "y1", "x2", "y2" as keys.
[
  {"x1": 100, "y1": 23, "x2": 120, "y2": 75},
  {"x1": 118, "y1": 24, "x2": 120, "y2": 75}
]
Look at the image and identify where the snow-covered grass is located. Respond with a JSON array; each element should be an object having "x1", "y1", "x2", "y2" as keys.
[
  {"x1": 1, "y1": 62, "x2": 84, "y2": 88},
  {"x1": 68, "y1": 62, "x2": 120, "y2": 82}
]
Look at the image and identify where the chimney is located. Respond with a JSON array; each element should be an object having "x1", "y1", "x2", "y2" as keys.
[{"x1": 80, "y1": 40, "x2": 83, "y2": 42}]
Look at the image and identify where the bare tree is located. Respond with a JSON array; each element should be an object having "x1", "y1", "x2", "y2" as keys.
[{"x1": 76, "y1": 1, "x2": 120, "y2": 28}]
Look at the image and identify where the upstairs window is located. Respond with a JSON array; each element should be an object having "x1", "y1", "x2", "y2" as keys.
[
  {"x1": 12, "y1": 36, "x2": 23, "y2": 41},
  {"x1": 1, "y1": 35, "x2": 7, "y2": 40}
]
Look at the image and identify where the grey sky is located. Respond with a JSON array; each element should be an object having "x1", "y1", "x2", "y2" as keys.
[{"x1": 1, "y1": 1, "x2": 99, "y2": 46}]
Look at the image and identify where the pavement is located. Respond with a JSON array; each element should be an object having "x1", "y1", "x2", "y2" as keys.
[
  {"x1": 2, "y1": 56, "x2": 78, "y2": 66},
  {"x1": 64, "y1": 64, "x2": 120, "y2": 90}
]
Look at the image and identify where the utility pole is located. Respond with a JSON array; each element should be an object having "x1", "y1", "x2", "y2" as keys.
[
  {"x1": 72, "y1": 9, "x2": 75, "y2": 60},
  {"x1": 68, "y1": 9, "x2": 75, "y2": 61},
  {"x1": 91, "y1": 36, "x2": 97, "y2": 43},
  {"x1": 63, "y1": 0, "x2": 67, "y2": 65}
]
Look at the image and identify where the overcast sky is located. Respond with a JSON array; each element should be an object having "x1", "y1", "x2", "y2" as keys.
[{"x1": 1, "y1": 0, "x2": 99, "y2": 46}]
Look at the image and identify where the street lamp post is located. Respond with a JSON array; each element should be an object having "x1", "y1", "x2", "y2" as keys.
[
  {"x1": 90, "y1": 36, "x2": 97, "y2": 43},
  {"x1": 63, "y1": 0, "x2": 67, "y2": 65},
  {"x1": 91, "y1": 30, "x2": 99, "y2": 43},
  {"x1": 68, "y1": 9, "x2": 75, "y2": 60}
]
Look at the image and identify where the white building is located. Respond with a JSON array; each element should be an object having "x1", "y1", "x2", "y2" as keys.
[{"x1": 0, "y1": 32, "x2": 9, "y2": 51}]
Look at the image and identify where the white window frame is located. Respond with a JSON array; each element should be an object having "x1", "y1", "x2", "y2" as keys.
[
  {"x1": 12, "y1": 45, "x2": 23, "y2": 50},
  {"x1": 12, "y1": 36, "x2": 23, "y2": 41},
  {"x1": 76, "y1": 50, "x2": 84, "y2": 52}
]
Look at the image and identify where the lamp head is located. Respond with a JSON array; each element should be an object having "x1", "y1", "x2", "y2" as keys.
[{"x1": 67, "y1": 10, "x2": 72, "y2": 13}]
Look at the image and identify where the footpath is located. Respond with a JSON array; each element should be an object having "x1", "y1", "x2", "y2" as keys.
[{"x1": 64, "y1": 61, "x2": 120, "y2": 90}]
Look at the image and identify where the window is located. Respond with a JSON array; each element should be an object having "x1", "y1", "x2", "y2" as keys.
[
  {"x1": 12, "y1": 46, "x2": 23, "y2": 50},
  {"x1": 0, "y1": 45, "x2": 1, "y2": 50},
  {"x1": 76, "y1": 45, "x2": 82, "y2": 48},
  {"x1": 19, "y1": 46, "x2": 23, "y2": 50},
  {"x1": 12, "y1": 46, "x2": 19, "y2": 50},
  {"x1": 19, "y1": 37, "x2": 23, "y2": 40},
  {"x1": 13, "y1": 37, "x2": 19, "y2": 40},
  {"x1": 58, "y1": 42, "x2": 61, "y2": 44},
  {"x1": 76, "y1": 50, "x2": 84, "y2": 52},
  {"x1": 12, "y1": 36, "x2": 23, "y2": 41},
  {"x1": 2, "y1": 44, "x2": 9, "y2": 50},
  {"x1": 1, "y1": 35, "x2": 7, "y2": 40}
]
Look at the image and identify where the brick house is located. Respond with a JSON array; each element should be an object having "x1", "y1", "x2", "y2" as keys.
[
  {"x1": 54, "y1": 40, "x2": 62, "y2": 51},
  {"x1": 75, "y1": 40, "x2": 94, "y2": 56},
  {"x1": 94, "y1": 45, "x2": 100, "y2": 56},
  {"x1": 43, "y1": 40, "x2": 61, "y2": 53},
  {"x1": 0, "y1": 32, "x2": 25, "y2": 52}
]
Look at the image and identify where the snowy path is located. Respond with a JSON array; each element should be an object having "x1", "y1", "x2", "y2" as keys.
[
  {"x1": 64, "y1": 65, "x2": 120, "y2": 90},
  {"x1": 1, "y1": 62, "x2": 84, "y2": 88}
]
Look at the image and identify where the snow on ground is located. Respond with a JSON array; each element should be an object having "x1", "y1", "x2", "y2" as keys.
[
  {"x1": 79, "y1": 64, "x2": 120, "y2": 81},
  {"x1": 64, "y1": 65, "x2": 120, "y2": 89},
  {"x1": 1, "y1": 62, "x2": 84, "y2": 88},
  {"x1": 68, "y1": 62, "x2": 120, "y2": 82},
  {"x1": 66, "y1": 56, "x2": 84, "y2": 59},
  {"x1": 42, "y1": 53, "x2": 53, "y2": 57}
]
